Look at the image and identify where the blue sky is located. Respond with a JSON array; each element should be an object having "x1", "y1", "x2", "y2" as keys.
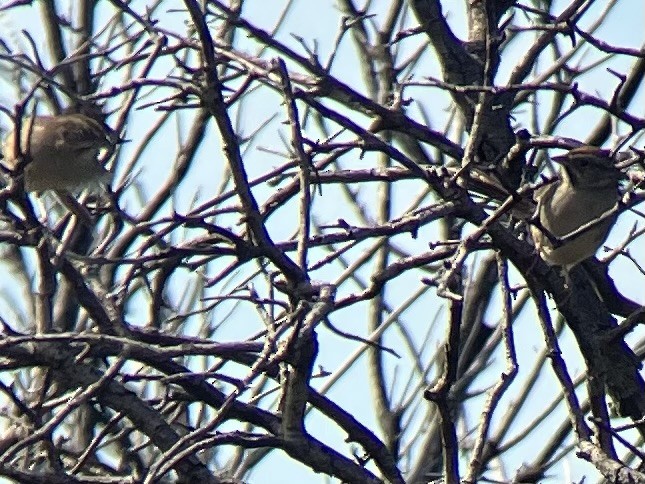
[{"x1": 0, "y1": 1, "x2": 644, "y2": 482}]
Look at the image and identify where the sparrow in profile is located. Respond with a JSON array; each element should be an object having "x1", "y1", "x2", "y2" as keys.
[{"x1": 530, "y1": 146, "x2": 622, "y2": 270}]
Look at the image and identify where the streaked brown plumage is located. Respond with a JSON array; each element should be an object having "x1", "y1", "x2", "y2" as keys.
[{"x1": 2, "y1": 113, "x2": 113, "y2": 192}]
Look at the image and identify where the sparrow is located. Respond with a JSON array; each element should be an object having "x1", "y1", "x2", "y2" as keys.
[
  {"x1": 2, "y1": 113, "x2": 115, "y2": 192},
  {"x1": 530, "y1": 146, "x2": 622, "y2": 270}
]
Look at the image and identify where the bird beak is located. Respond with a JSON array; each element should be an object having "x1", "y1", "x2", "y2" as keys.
[
  {"x1": 106, "y1": 129, "x2": 130, "y2": 146},
  {"x1": 551, "y1": 153, "x2": 568, "y2": 163}
]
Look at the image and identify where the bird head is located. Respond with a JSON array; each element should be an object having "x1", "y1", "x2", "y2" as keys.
[{"x1": 552, "y1": 146, "x2": 623, "y2": 190}]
